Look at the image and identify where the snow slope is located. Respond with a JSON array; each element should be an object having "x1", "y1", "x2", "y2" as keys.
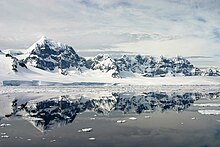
[
  {"x1": 1, "y1": 53, "x2": 220, "y2": 86},
  {"x1": 0, "y1": 53, "x2": 220, "y2": 86}
]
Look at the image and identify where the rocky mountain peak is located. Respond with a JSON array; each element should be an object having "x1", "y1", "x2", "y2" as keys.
[{"x1": 24, "y1": 37, "x2": 85, "y2": 71}]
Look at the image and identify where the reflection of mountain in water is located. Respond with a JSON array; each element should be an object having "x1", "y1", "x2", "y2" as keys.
[{"x1": 9, "y1": 92, "x2": 220, "y2": 132}]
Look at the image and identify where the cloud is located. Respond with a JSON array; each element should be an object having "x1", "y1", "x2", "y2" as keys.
[{"x1": 0, "y1": 0, "x2": 219, "y2": 62}]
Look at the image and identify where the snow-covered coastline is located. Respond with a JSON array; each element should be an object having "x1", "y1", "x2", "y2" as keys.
[{"x1": 0, "y1": 36, "x2": 220, "y2": 87}]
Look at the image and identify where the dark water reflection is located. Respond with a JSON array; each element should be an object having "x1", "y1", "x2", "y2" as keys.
[{"x1": 6, "y1": 92, "x2": 220, "y2": 132}]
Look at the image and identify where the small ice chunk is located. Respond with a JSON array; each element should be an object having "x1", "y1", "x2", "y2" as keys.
[
  {"x1": 216, "y1": 120, "x2": 220, "y2": 122},
  {"x1": 144, "y1": 116, "x2": 152, "y2": 119},
  {"x1": 50, "y1": 140, "x2": 56, "y2": 142},
  {"x1": 27, "y1": 138, "x2": 32, "y2": 141},
  {"x1": 116, "y1": 120, "x2": 126, "y2": 123},
  {"x1": 0, "y1": 123, "x2": 11, "y2": 127},
  {"x1": 129, "y1": 117, "x2": 137, "y2": 120},
  {"x1": 191, "y1": 117, "x2": 197, "y2": 120},
  {"x1": 90, "y1": 118, "x2": 95, "y2": 120},
  {"x1": 89, "y1": 137, "x2": 96, "y2": 141},
  {"x1": 1, "y1": 135, "x2": 9, "y2": 138},
  {"x1": 0, "y1": 133, "x2": 6, "y2": 135},
  {"x1": 78, "y1": 128, "x2": 93, "y2": 132}
]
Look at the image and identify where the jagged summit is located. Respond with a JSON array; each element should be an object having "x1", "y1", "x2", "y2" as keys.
[
  {"x1": 24, "y1": 36, "x2": 85, "y2": 71},
  {"x1": 20, "y1": 37, "x2": 220, "y2": 78},
  {"x1": 26, "y1": 36, "x2": 72, "y2": 54}
]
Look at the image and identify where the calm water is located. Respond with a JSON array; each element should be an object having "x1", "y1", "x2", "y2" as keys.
[{"x1": 0, "y1": 87, "x2": 220, "y2": 147}]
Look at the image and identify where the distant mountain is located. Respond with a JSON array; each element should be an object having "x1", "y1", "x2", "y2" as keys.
[
  {"x1": 11, "y1": 36, "x2": 217, "y2": 78},
  {"x1": 87, "y1": 54, "x2": 220, "y2": 77},
  {"x1": 85, "y1": 54, "x2": 120, "y2": 78}
]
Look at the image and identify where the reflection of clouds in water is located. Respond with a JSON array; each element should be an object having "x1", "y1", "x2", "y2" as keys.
[{"x1": 214, "y1": 128, "x2": 220, "y2": 139}]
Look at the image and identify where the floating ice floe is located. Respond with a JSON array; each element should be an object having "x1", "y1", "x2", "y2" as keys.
[
  {"x1": 0, "y1": 123, "x2": 11, "y2": 127},
  {"x1": 27, "y1": 138, "x2": 32, "y2": 141},
  {"x1": 129, "y1": 117, "x2": 137, "y2": 120},
  {"x1": 116, "y1": 120, "x2": 126, "y2": 123},
  {"x1": 0, "y1": 133, "x2": 6, "y2": 135},
  {"x1": 1, "y1": 135, "x2": 9, "y2": 138},
  {"x1": 193, "y1": 103, "x2": 220, "y2": 107},
  {"x1": 88, "y1": 137, "x2": 96, "y2": 141},
  {"x1": 144, "y1": 116, "x2": 152, "y2": 119},
  {"x1": 78, "y1": 128, "x2": 93, "y2": 133},
  {"x1": 90, "y1": 118, "x2": 95, "y2": 120},
  {"x1": 216, "y1": 120, "x2": 220, "y2": 122},
  {"x1": 50, "y1": 140, "x2": 56, "y2": 142},
  {"x1": 191, "y1": 117, "x2": 197, "y2": 120},
  {"x1": 198, "y1": 110, "x2": 220, "y2": 115}
]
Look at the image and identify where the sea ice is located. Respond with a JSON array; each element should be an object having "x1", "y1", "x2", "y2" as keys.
[
  {"x1": 193, "y1": 103, "x2": 220, "y2": 107},
  {"x1": 88, "y1": 137, "x2": 96, "y2": 141},
  {"x1": 198, "y1": 110, "x2": 220, "y2": 115},
  {"x1": 144, "y1": 116, "x2": 152, "y2": 119},
  {"x1": 116, "y1": 120, "x2": 126, "y2": 123},
  {"x1": 78, "y1": 128, "x2": 93, "y2": 132},
  {"x1": 129, "y1": 117, "x2": 137, "y2": 120}
]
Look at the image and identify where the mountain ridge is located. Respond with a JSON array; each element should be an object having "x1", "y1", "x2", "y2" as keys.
[{"x1": 2, "y1": 36, "x2": 220, "y2": 78}]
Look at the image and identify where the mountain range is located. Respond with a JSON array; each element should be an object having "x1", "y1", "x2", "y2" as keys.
[{"x1": 15, "y1": 36, "x2": 220, "y2": 77}]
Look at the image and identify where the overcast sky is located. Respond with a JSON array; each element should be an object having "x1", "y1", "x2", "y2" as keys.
[{"x1": 0, "y1": 0, "x2": 219, "y2": 60}]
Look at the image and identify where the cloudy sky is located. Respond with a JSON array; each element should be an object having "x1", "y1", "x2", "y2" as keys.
[{"x1": 0, "y1": 0, "x2": 219, "y2": 65}]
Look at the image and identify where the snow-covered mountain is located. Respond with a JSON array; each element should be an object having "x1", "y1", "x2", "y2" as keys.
[
  {"x1": 24, "y1": 36, "x2": 86, "y2": 74},
  {"x1": 87, "y1": 54, "x2": 220, "y2": 78},
  {"x1": 21, "y1": 36, "x2": 220, "y2": 78},
  {"x1": 85, "y1": 54, "x2": 120, "y2": 78},
  {"x1": 0, "y1": 36, "x2": 220, "y2": 86}
]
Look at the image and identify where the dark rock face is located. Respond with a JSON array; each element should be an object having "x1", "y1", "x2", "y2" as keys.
[
  {"x1": 86, "y1": 54, "x2": 203, "y2": 77},
  {"x1": 203, "y1": 68, "x2": 220, "y2": 76},
  {"x1": 4, "y1": 53, "x2": 28, "y2": 72},
  {"x1": 85, "y1": 54, "x2": 120, "y2": 78},
  {"x1": 115, "y1": 55, "x2": 199, "y2": 77},
  {"x1": 24, "y1": 37, "x2": 86, "y2": 72}
]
